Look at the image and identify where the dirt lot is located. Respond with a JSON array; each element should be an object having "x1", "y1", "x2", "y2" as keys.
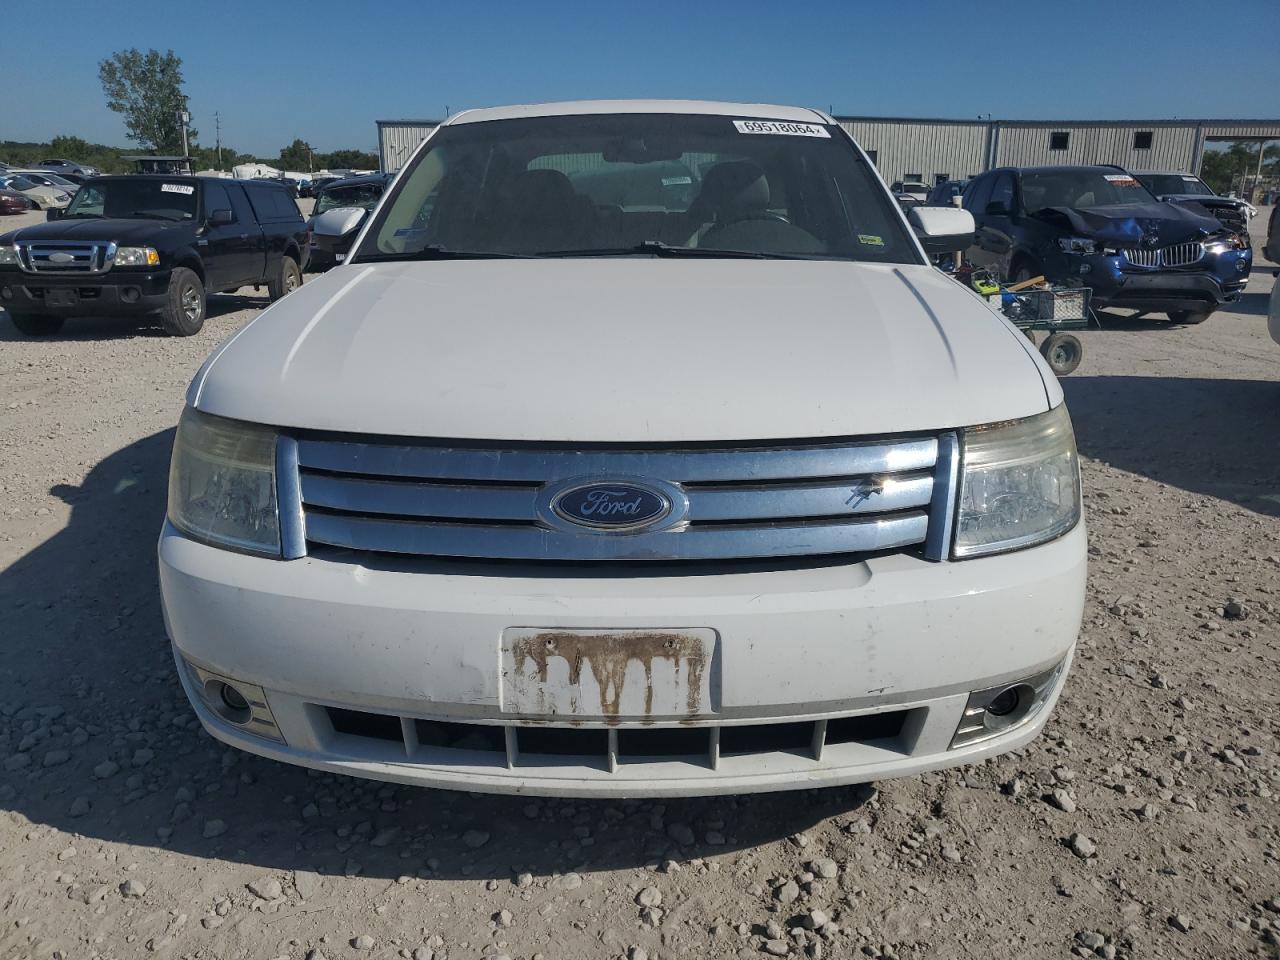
[{"x1": 0, "y1": 207, "x2": 1277, "y2": 960}]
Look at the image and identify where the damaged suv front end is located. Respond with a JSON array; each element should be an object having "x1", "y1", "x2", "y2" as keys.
[{"x1": 966, "y1": 165, "x2": 1252, "y2": 324}]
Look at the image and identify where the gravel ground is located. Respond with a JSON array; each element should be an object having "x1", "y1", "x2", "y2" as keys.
[{"x1": 0, "y1": 207, "x2": 1277, "y2": 960}]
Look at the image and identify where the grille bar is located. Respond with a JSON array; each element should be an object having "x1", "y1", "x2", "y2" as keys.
[
  {"x1": 16, "y1": 240, "x2": 115, "y2": 274},
  {"x1": 295, "y1": 437, "x2": 939, "y2": 484},
  {"x1": 1120, "y1": 241, "x2": 1204, "y2": 268},
  {"x1": 305, "y1": 509, "x2": 929, "y2": 561}
]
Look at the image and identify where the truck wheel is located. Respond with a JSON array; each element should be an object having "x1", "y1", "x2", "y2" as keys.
[
  {"x1": 268, "y1": 256, "x2": 302, "y2": 302},
  {"x1": 1168, "y1": 309, "x2": 1212, "y2": 325},
  {"x1": 160, "y1": 268, "x2": 206, "y2": 336},
  {"x1": 1039, "y1": 332, "x2": 1082, "y2": 376},
  {"x1": 7, "y1": 312, "x2": 65, "y2": 336}
]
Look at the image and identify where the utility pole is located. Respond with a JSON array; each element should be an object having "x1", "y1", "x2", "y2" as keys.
[
  {"x1": 178, "y1": 109, "x2": 190, "y2": 158},
  {"x1": 215, "y1": 112, "x2": 222, "y2": 168}
]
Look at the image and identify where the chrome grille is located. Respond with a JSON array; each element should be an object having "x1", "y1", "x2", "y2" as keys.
[
  {"x1": 15, "y1": 240, "x2": 115, "y2": 274},
  {"x1": 1120, "y1": 242, "x2": 1204, "y2": 268},
  {"x1": 285, "y1": 433, "x2": 958, "y2": 564}
]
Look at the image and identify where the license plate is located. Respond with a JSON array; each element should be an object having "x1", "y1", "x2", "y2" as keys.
[
  {"x1": 501, "y1": 628, "x2": 718, "y2": 720},
  {"x1": 45, "y1": 288, "x2": 78, "y2": 307}
]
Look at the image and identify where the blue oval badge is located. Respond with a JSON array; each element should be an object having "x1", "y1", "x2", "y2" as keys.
[{"x1": 552, "y1": 482, "x2": 670, "y2": 530}]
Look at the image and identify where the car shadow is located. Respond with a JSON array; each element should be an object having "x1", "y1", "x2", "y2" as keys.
[
  {"x1": 0, "y1": 429, "x2": 870, "y2": 882},
  {"x1": 0, "y1": 294, "x2": 265, "y2": 342},
  {"x1": 1064, "y1": 375, "x2": 1280, "y2": 518}
]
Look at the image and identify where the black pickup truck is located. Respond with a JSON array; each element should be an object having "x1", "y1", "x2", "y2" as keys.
[{"x1": 0, "y1": 175, "x2": 308, "y2": 336}]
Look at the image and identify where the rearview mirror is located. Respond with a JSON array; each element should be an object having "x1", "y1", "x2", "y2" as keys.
[
  {"x1": 209, "y1": 208, "x2": 234, "y2": 226},
  {"x1": 908, "y1": 206, "x2": 976, "y2": 254},
  {"x1": 984, "y1": 200, "x2": 1011, "y2": 216},
  {"x1": 46, "y1": 207, "x2": 64, "y2": 222}
]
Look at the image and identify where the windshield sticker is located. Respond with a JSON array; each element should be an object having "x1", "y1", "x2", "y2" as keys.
[
  {"x1": 161, "y1": 183, "x2": 195, "y2": 195},
  {"x1": 1103, "y1": 175, "x2": 1140, "y2": 186},
  {"x1": 858, "y1": 234, "x2": 884, "y2": 246},
  {"x1": 1181, "y1": 175, "x2": 1200, "y2": 182},
  {"x1": 661, "y1": 176, "x2": 692, "y2": 186},
  {"x1": 733, "y1": 120, "x2": 830, "y2": 138},
  {"x1": 392, "y1": 227, "x2": 427, "y2": 238}
]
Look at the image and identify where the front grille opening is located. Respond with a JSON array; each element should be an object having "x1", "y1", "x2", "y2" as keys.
[
  {"x1": 516, "y1": 726, "x2": 608, "y2": 757},
  {"x1": 327, "y1": 707, "x2": 401, "y2": 743},
  {"x1": 618, "y1": 726, "x2": 710, "y2": 760},
  {"x1": 827, "y1": 710, "x2": 907, "y2": 744},
  {"x1": 720, "y1": 720, "x2": 813, "y2": 756},
  {"x1": 415, "y1": 718, "x2": 504, "y2": 753}
]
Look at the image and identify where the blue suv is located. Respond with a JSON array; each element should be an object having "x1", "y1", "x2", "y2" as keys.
[{"x1": 962, "y1": 165, "x2": 1251, "y2": 324}]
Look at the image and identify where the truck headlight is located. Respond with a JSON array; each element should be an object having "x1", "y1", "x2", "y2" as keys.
[
  {"x1": 115, "y1": 246, "x2": 160, "y2": 267},
  {"x1": 0, "y1": 244, "x2": 17, "y2": 265},
  {"x1": 953, "y1": 404, "x2": 1080, "y2": 558},
  {"x1": 168, "y1": 408, "x2": 280, "y2": 556}
]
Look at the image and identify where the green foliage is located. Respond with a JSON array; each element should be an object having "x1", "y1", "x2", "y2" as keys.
[
  {"x1": 321, "y1": 148, "x2": 379, "y2": 171},
  {"x1": 278, "y1": 139, "x2": 315, "y2": 172},
  {"x1": 98, "y1": 48, "x2": 197, "y2": 153},
  {"x1": 1, "y1": 138, "x2": 254, "y2": 175}
]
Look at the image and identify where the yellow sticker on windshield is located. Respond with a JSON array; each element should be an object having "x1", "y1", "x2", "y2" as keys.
[{"x1": 858, "y1": 234, "x2": 884, "y2": 246}]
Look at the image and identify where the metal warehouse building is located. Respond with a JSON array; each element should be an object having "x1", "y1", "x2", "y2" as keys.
[{"x1": 379, "y1": 115, "x2": 1280, "y2": 179}]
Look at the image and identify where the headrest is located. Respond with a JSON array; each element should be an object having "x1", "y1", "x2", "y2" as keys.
[{"x1": 697, "y1": 161, "x2": 770, "y2": 218}]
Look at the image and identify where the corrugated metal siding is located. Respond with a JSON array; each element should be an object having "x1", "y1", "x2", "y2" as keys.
[
  {"x1": 1201, "y1": 123, "x2": 1280, "y2": 139},
  {"x1": 993, "y1": 124, "x2": 1197, "y2": 171},
  {"x1": 377, "y1": 122, "x2": 438, "y2": 172},
  {"x1": 839, "y1": 120, "x2": 989, "y2": 183}
]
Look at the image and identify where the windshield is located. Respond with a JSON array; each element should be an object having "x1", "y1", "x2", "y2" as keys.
[
  {"x1": 64, "y1": 179, "x2": 198, "y2": 221},
  {"x1": 41, "y1": 173, "x2": 75, "y2": 186},
  {"x1": 2, "y1": 176, "x2": 36, "y2": 191},
  {"x1": 1138, "y1": 173, "x2": 1214, "y2": 197},
  {"x1": 1021, "y1": 170, "x2": 1157, "y2": 213},
  {"x1": 314, "y1": 182, "x2": 384, "y2": 214},
  {"x1": 355, "y1": 113, "x2": 917, "y2": 263}
]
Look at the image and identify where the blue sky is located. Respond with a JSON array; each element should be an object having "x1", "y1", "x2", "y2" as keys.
[{"x1": 6, "y1": 0, "x2": 1279, "y2": 158}]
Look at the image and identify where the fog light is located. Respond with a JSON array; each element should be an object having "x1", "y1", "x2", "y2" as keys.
[
  {"x1": 120, "y1": 286, "x2": 140, "y2": 303},
  {"x1": 1, "y1": 285, "x2": 11, "y2": 300},
  {"x1": 950, "y1": 662, "x2": 1065, "y2": 749},
  {"x1": 180, "y1": 659, "x2": 284, "y2": 742}
]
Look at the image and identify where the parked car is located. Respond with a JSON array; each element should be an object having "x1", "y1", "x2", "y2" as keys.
[
  {"x1": 299, "y1": 175, "x2": 339, "y2": 199},
  {"x1": 0, "y1": 174, "x2": 71, "y2": 211},
  {"x1": 38, "y1": 158, "x2": 99, "y2": 177},
  {"x1": 890, "y1": 180, "x2": 930, "y2": 203},
  {"x1": 157, "y1": 99, "x2": 1084, "y2": 798},
  {"x1": 306, "y1": 173, "x2": 391, "y2": 270},
  {"x1": 1132, "y1": 170, "x2": 1255, "y2": 239},
  {"x1": 255, "y1": 175, "x2": 300, "y2": 198},
  {"x1": 8, "y1": 170, "x2": 80, "y2": 197},
  {"x1": 1266, "y1": 204, "x2": 1279, "y2": 264},
  {"x1": 0, "y1": 175, "x2": 308, "y2": 336},
  {"x1": 962, "y1": 165, "x2": 1251, "y2": 324},
  {"x1": 0, "y1": 188, "x2": 33, "y2": 215},
  {"x1": 926, "y1": 178, "x2": 970, "y2": 207}
]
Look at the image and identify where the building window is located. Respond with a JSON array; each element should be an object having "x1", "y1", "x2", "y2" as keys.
[
  {"x1": 935, "y1": 173, "x2": 949, "y2": 184},
  {"x1": 1134, "y1": 131, "x2": 1153, "y2": 150},
  {"x1": 1050, "y1": 131, "x2": 1070, "y2": 151},
  {"x1": 906, "y1": 173, "x2": 922, "y2": 182},
  {"x1": 865, "y1": 149, "x2": 878, "y2": 166}
]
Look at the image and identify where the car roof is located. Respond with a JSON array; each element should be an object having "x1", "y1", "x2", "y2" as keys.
[
  {"x1": 319, "y1": 174, "x2": 388, "y2": 189},
  {"x1": 992, "y1": 164, "x2": 1129, "y2": 175},
  {"x1": 1130, "y1": 170, "x2": 1199, "y2": 177},
  {"x1": 444, "y1": 99, "x2": 833, "y2": 126}
]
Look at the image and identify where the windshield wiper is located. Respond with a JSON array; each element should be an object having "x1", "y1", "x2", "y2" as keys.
[
  {"x1": 536, "y1": 240, "x2": 843, "y2": 261},
  {"x1": 128, "y1": 211, "x2": 179, "y2": 221},
  {"x1": 356, "y1": 245, "x2": 534, "y2": 262},
  {"x1": 63, "y1": 213, "x2": 102, "y2": 219}
]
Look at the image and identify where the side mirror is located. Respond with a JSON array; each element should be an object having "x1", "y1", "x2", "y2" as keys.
[
  {"x1": 908, "y1": 206, "x2": 976, "y2": 255},
  {"x1": 209, "y1": 208, "x2": 234, "y2": 226},
  {"x1": 46, "y1": 207, "x2": 64, "y2": 222},
  {"x1": 984, "y1": 200, "x2": 1011, "y2": 216}
]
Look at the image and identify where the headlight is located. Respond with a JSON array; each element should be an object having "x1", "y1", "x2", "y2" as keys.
[
  {"x1": 1057, "y1": 237, "x2": 1097, "y2": 254},
  {"x1": 953, "y1": 404, "x2": 1080, "y2": 558},
  {"x1": 115, "y1": 246, "x2": 160, "y2": 267},
  {"x1": 168, "y1": 408, "x2": 280, "y2": 556},
  {"x1": 55, "y1": 193, "x2": 70, "y2": 202},
  {"x1": 0, "y1": 244, "x2": 17, "y2": 265}
]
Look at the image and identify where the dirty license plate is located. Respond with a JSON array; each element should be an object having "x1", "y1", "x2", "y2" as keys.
[
  {"x1": 45, "y1": 288, "x2": 79, "y2": 307},
  {"x1": 500, "y1": 628, "x2": 718, "y2": 720}
]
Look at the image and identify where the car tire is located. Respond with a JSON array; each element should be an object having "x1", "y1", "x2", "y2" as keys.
[
  {"x1": 1039, "y1": 332, "x2": 1083, "y2": 376},
  {"x1": 159, "y1": 267, "x2": 206, "y2": 336},
  {"x1": 1009, "y1": 261, "x2": 1040, "y2": 285},
  {"x1": 267, "y1": 256, "x2": 302, "y2": 302},
  {"x1": 1168, "y1": 309, "x2": 1212, "y2": 325},
  {"x1": 7, "y1": 312, "x2": 65, "y2": 336}
]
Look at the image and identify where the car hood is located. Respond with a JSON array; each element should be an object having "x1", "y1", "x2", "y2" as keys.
[
  {"x1": 1034, "y1": 201, "x2": 1224, "y2": 246},
  {"x1": 0, "y1": 218, "x2": 192, "y2": 245},
  {"x1": 192, "y1": 259, "x2": 1056, "y2": 443}
]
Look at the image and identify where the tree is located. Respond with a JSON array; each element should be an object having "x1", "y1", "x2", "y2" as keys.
[
  {"x1": 277, "y1": 138, "x2": 314, "y2": 172},
  {"x1": 322, "y1": 148, "x2": 379, "y2": 171},
  {"x1": 48, "y1": 135, "x2": 91, "y2": 159},
  {"x1": 98, "y1": 48, "x2": 197, "y2": 154}
]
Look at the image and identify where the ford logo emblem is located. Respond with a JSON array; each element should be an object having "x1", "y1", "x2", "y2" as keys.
[
  {"x1": 551, "y1": 481, "x2": 672, "y2": 531},
  {"x1": 49, "y1": 252, "x2": 75, "y2": 263}
]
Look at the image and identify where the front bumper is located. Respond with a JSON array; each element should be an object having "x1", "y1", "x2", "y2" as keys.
[
  {"x1": 0, "y1": 269, "x2": 170, "y2": 315},
  {"x1": 159, "y1": 521, "x2": 1086, "y2": 796},
  {"x1": 1059, "y1": 250, "x2": 1250, "y2": 312}
]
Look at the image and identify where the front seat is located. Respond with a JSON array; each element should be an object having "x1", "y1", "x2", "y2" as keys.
[
  {"x1": 499, "y1": 169, "x2": 591, "y2": 252},
  {"x1": 688, "y1": 160, "x2": 772, "y2": 244}
]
